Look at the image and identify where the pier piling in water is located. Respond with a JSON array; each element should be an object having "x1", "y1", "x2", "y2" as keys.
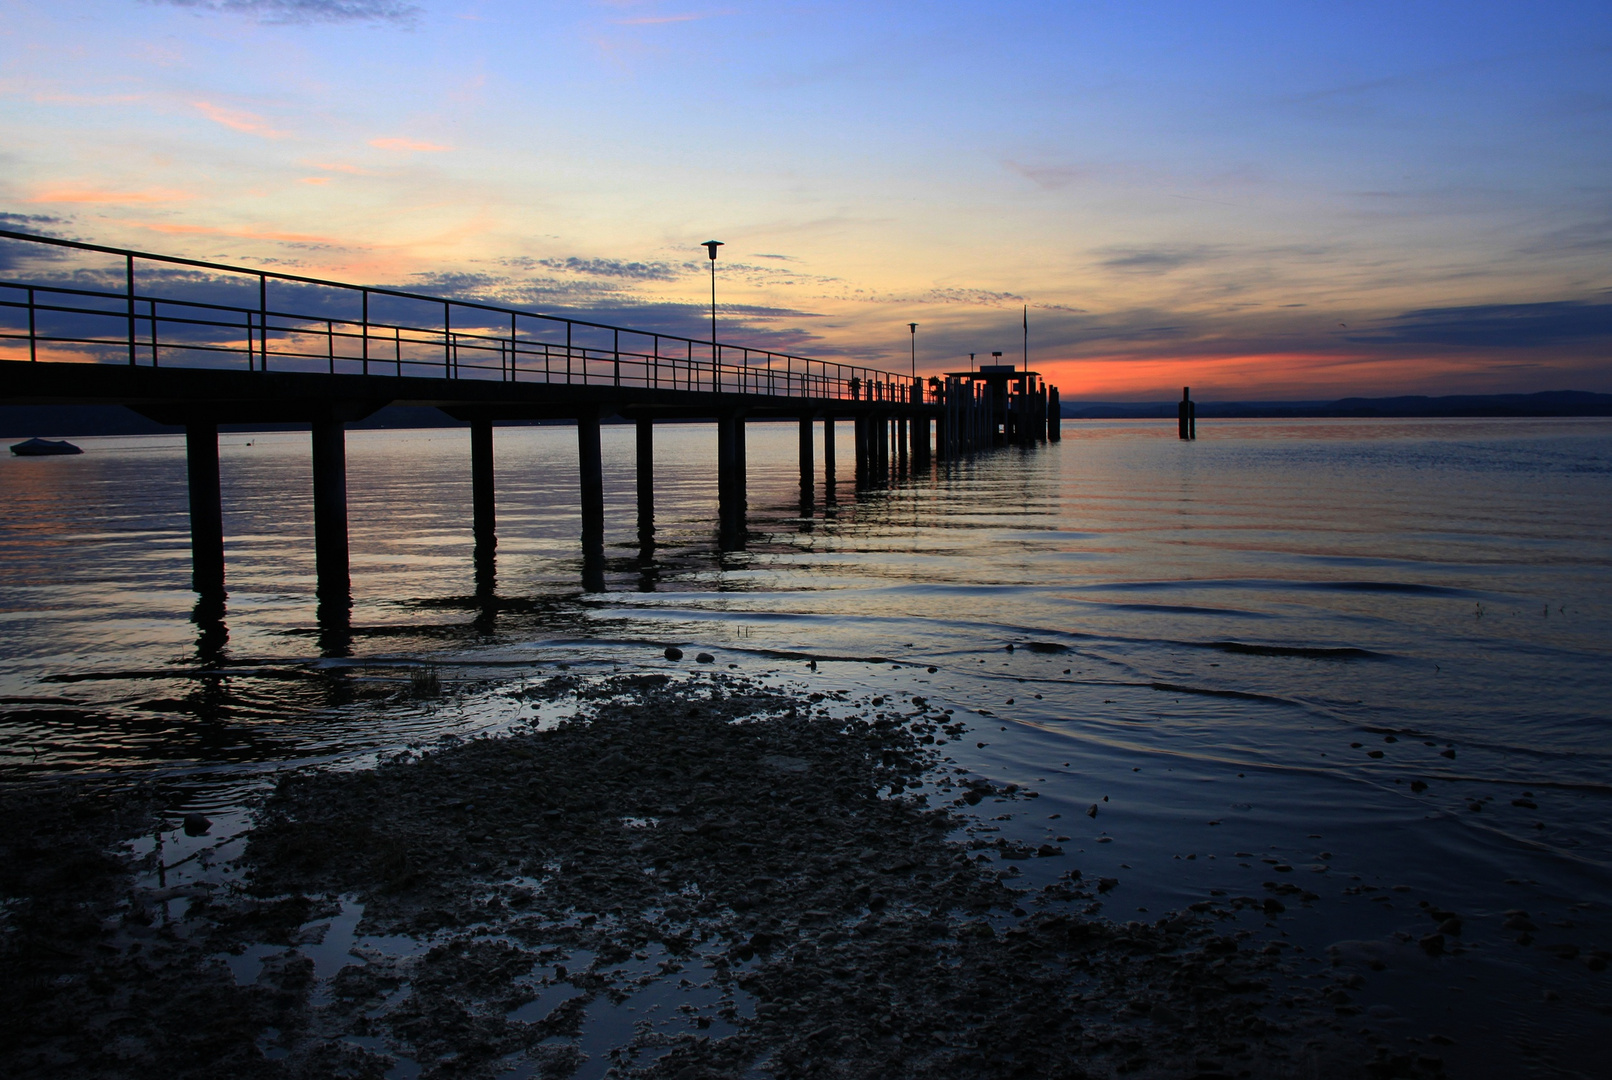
[
  {"x1": 577, "y1": 411, "x2": 605, "y2": 591},
  {"x1": 185, "y1": 419, "x2": 224, "y2": 596},
  {"x1": 1178, "y1": 387, "x2": 1197, "y2": 440},
  {"x1": 471, "y1": 419, "x2": 496, "y2": 555},
  {"x1": 798, "y1": 414, "x2": 814, "y2": 506},
  {"x1": 636, "y1": 418, "x2": 654, "y2": 542},
  {"x1": 310, "y1": 415, "x2": 349, "y2": 601}
]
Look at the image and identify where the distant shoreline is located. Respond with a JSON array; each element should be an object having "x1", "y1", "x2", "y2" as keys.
[{"x1": 3, "y1": 390, "x2": 1610, "y2": 438}]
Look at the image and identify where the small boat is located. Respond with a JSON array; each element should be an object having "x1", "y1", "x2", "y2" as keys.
[{"x1": 10, "y1": 437, "x2": 83, "y2": 457}]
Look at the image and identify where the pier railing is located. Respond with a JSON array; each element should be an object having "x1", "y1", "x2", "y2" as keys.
[{"x1": 0, "y1": 229, "x2": 922, "y2": 403}]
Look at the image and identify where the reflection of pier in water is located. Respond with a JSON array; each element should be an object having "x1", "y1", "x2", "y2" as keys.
[{"x1": 0, "y1": 228, "x2": 1061, "y2": 650}]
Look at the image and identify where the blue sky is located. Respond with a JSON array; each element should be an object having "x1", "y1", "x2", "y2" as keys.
[{"x1": 2, "y1": 0, "x2": 1609, "y2": 397}]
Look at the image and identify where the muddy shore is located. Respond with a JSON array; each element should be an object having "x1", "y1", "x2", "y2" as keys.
[{"x1": 1, "y1": 671, "x2": 1435, "y2": 1079}]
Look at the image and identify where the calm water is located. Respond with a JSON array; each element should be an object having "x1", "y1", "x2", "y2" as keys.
[{"x1": 4, "y1": 416, "x2": 1612, "y2": 1073}]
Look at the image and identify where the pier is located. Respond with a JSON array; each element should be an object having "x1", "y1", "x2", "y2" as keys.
[{"x1": 0, "y1": 229, "x2": 1061, "y2": 609}]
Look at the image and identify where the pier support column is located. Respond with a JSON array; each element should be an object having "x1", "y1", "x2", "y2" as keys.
[
  {"x1": 185, "y1": 419, "x2": 224, "y2": 596},
  {"x1": 822, "y1": 415, "x2": 836, "y2": 500},
  {"x1": 1049, "y1": 388, "x2": 1061, "y2": 441},
  {"x1": 311, "y1": 415, "x2": 349, "y2": 602},
  {"x1": 636, "y1": 418, "x2": 654, "y2": 543},
  {"x1": 913, "y1": 415, "x2": 930, "y2": 471},
  {"x1": 853, "y1": 415, "x2": 866, "y2": 487},
  {"x1": 717, "y1": 411, "x2": 747, "y2": 548},
  {"x1": 798, "y1": 414, "x2": 814, "y2": 507},
  {"x1": 577, "y1": 411, "x2": 605, "y2": 591},
  {"x1": 897, "y1": 416, "x2": 908, "y2": 474},
  {"x1": 471, "y1": 419, "x2": 496, "y2": 554}
]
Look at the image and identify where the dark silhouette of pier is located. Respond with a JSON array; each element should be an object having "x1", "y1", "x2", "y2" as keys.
[{"x1": 0, "y1": 229, "x2": 1061, "y2": 619}]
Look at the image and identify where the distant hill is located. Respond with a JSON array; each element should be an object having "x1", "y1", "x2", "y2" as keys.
[{"x1": 1061, "y1": 390, "x2": 1612, "y2": 419}]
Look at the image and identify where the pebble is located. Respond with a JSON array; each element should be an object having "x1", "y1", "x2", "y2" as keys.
[
  {"x1": 695, "y1": 653, "x2": 715, "y2": 664},
  {"x1": 664, "y1": 647, "x2": 684, "y2": 661},
  {"x1": 182, "y1": 813, "x2": 212, "y2": 836}
]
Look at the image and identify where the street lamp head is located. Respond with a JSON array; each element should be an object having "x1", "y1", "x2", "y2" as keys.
[
  {"x1": 908, "y1": 322, "x2": 918, "y2": 333},
  {"x1": 991, "y1": 351, "x2": 1003, "y2": 358},
  {"x1": 702, "y1": 240, "x2": 724, "y2": 260}
]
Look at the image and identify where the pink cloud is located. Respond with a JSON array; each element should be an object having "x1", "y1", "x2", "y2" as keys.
[
  {"x1": 30, "y1": 186, "x2": 192, "y2": 204},
  {"x1": 369, "y1": 136, "x2": 451, "y2": 152},
  {"x1": 193, "y1": 100, "x2": 290, "y2": 139}
]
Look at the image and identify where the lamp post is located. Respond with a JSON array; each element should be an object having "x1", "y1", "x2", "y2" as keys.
[
  {"x1": 908, "y1": 322, "x2": 917, "y2": 381},
  {"x1": 701, "y1": 240, "x2": 723, "y2": 346},
  {"x1": 969, "y1": 352, "x2": 975, "y2": 373}
]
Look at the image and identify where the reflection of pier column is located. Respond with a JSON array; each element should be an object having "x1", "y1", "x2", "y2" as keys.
[
  {"x1": 185, "y1": 419, "x2": 224, "y2": 596},
  {"x1": 311, "y1": 414, "x2": 349, "y2": 601},
  {"x1": 822, "y1": 415, "x2": 836, "y2": 499},
  {"x1": 471, "y1": 419, "x2": 495, "y2": 555},
  {"x1": 577, "y1": 411, "x2": 605, "y2": 591},
  {"x1": 636, "y1": 418, "x2": 654, "y2": 543},
  {"x1": 717, "y1": 411, "x2": 747, "y2": 547},
  {"x1": 798, "y1": 415, "x2": 814, "y2": 506}
]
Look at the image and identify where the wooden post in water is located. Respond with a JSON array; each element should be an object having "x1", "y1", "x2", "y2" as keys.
[
  {"x1": 1049, "y1": 387, "x2": 1061, "y2": 441},
  {"x1": 1178, "y1": 387, "x2": 1195, "y2": 441},
  {"x1": 577, "y1": 411, "x2": 605, "y2": 590},
  {"x1": 311, "y1": 414, "x2": 349, "y2": 601},
  {"x1": 822, "y1": 414, "x2": 836, "y2": 499},
  {"x1": 636, "y1": 418, "x2": 654, "y2": 543},
  {"x1": 185, "y1": 419, "x2": 224, "y2": 596},
  {"x1": 471, "y1": 419, "x2": 496, "y2": 555},
  {"x1": 717, "y1": 411, "x2": 747, "y2": 546},
  {"x1": 798, "y1": 414, "x2": 814, "y2": 507}
]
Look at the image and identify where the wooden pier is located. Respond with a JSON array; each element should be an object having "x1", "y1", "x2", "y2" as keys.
[{"x1": 0, "y1": 229, "x2": 1061, "y2": 607}]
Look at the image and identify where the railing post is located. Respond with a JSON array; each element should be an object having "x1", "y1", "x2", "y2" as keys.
[
  {"x1": 125, "y1": 254, "x2": 136, "y2": 366},
  {"x1": 444, "y1": 301, "x2": 452, "y2": 377},
  {"x1": 326, "y1": 319, "x2": 334, "y2": 373},
  {"x1": 150, "y1": 299, "x2": 160, "y2": 367},
  {"x1": 614, "y1": 328, "x2": 620, "y2": 387},
  {"x1": 27, "y1": 287, "x2": 36, "y2": 361},
  {"x1": 361, "y1": 289, "x2": 370, "y2": 376},
  {"x1": 509, "y1": 312, "x2": 517, "y2": 382},
  {"x1": 259, "y1": 272, "x2": 268, "y2": 371}
]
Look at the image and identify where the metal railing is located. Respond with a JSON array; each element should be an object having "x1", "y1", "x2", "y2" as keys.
[{"x1": 0, "y1": 229, "x2": 925, "y2": 404}]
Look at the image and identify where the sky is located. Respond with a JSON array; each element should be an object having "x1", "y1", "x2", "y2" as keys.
[{"x1": 2, "y1": 0, "x2": 1610, "y2": 400}]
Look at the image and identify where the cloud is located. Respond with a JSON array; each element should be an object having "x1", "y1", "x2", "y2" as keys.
[
  {"x1": 146, "y1": 0, "x2": 419, "y2": 25},
  {"x1": 118, "y1": 220, "x2": 345, "y2": 245},
  {"x1": 1002, "y1": 159, "x2": 1114, "y2": 191},
  {"x1": 534, "y1": 256, "x2": 684, "y2": 281},
  {"x1": 612, "y1": 12, "x2": 726, "y2": 25},
  {"x1": 29, "y1": 187, "x2": 192, "y2": 204},
  {"x1": 369, "y1": 136, "x2": 451, "y2": 152},
  {"x1": 1348, "y1": 301, "x2": 1612, "y2": 349},
  {"x1": 752, "y1": 253, "x2": 793, "y2": 261},
  {"x1": 193, "y1": 100, "x2": 290, "y2": 139},
  {"x1": 1094, "y1": 244, "x2": 1226, "y2": 275}
]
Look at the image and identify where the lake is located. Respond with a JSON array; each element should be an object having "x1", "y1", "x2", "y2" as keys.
[{"x1": 3, "y1": 415, "x2": 1610, "y2": 1075}]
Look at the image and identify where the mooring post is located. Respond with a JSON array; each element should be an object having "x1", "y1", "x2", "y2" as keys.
[
  {"x1": 636, "y1": 417, "x2": 654, "y2": 542},
  {"x1": 1179, "y1": 387, "x2": 1192, "y2": 441},
  {"x1": 185, "y1": 419, "x2": 224, "y2": 596},
  {"x1": 798, "y1": 414, "x2": 814, "y2": 506},
  {"x1": 822, "y1": 414, "x2": 836, "y2": 499},
  {"x1": 1190, "y1": 395, "x2": 1198, "y2": 440},
  {"x1": 577, "y1": 410, "x2": 606, "y2": 591},
  {"x1": 471, "y1": 418, "x2": 496, "y2": 555},
  {"x1": 310, "y1": 414, "x2": 350, "y2": 602},
  {"x1": 717, "y1": 410, "x2": 747, "y2": 546},
  {"x1": 1049, "y1": 387, "x2": 1062, "y2": 441}
]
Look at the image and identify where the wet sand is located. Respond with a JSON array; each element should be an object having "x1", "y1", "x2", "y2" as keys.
[{"x1": 0, "y1": 670, "x2": 1458, "y2": 1080}]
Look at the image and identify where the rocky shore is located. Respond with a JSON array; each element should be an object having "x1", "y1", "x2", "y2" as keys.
[{"x1": 0, "y1": 670, "x2": 1429, "y2": 1079}]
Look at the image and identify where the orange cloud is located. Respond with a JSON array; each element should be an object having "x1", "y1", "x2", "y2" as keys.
[
  {"x1": 118, "y1": 220, "x2": 342, "y2": 245},
  {"x1": 299, "y1": 177, "x2": 332, "y2": 185},
  {"x1": 193, "y1": 101, "x2": 290, "y2": 139},
  {"x1": 30, "y1": 187, "x2": 192, "y2": 204},
  {"x1": 305, "y1": 161, "x2": 373, "y2": 175},
  {"x1": 369, "y1": 136, "x2": 450, "y2": 152}
]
